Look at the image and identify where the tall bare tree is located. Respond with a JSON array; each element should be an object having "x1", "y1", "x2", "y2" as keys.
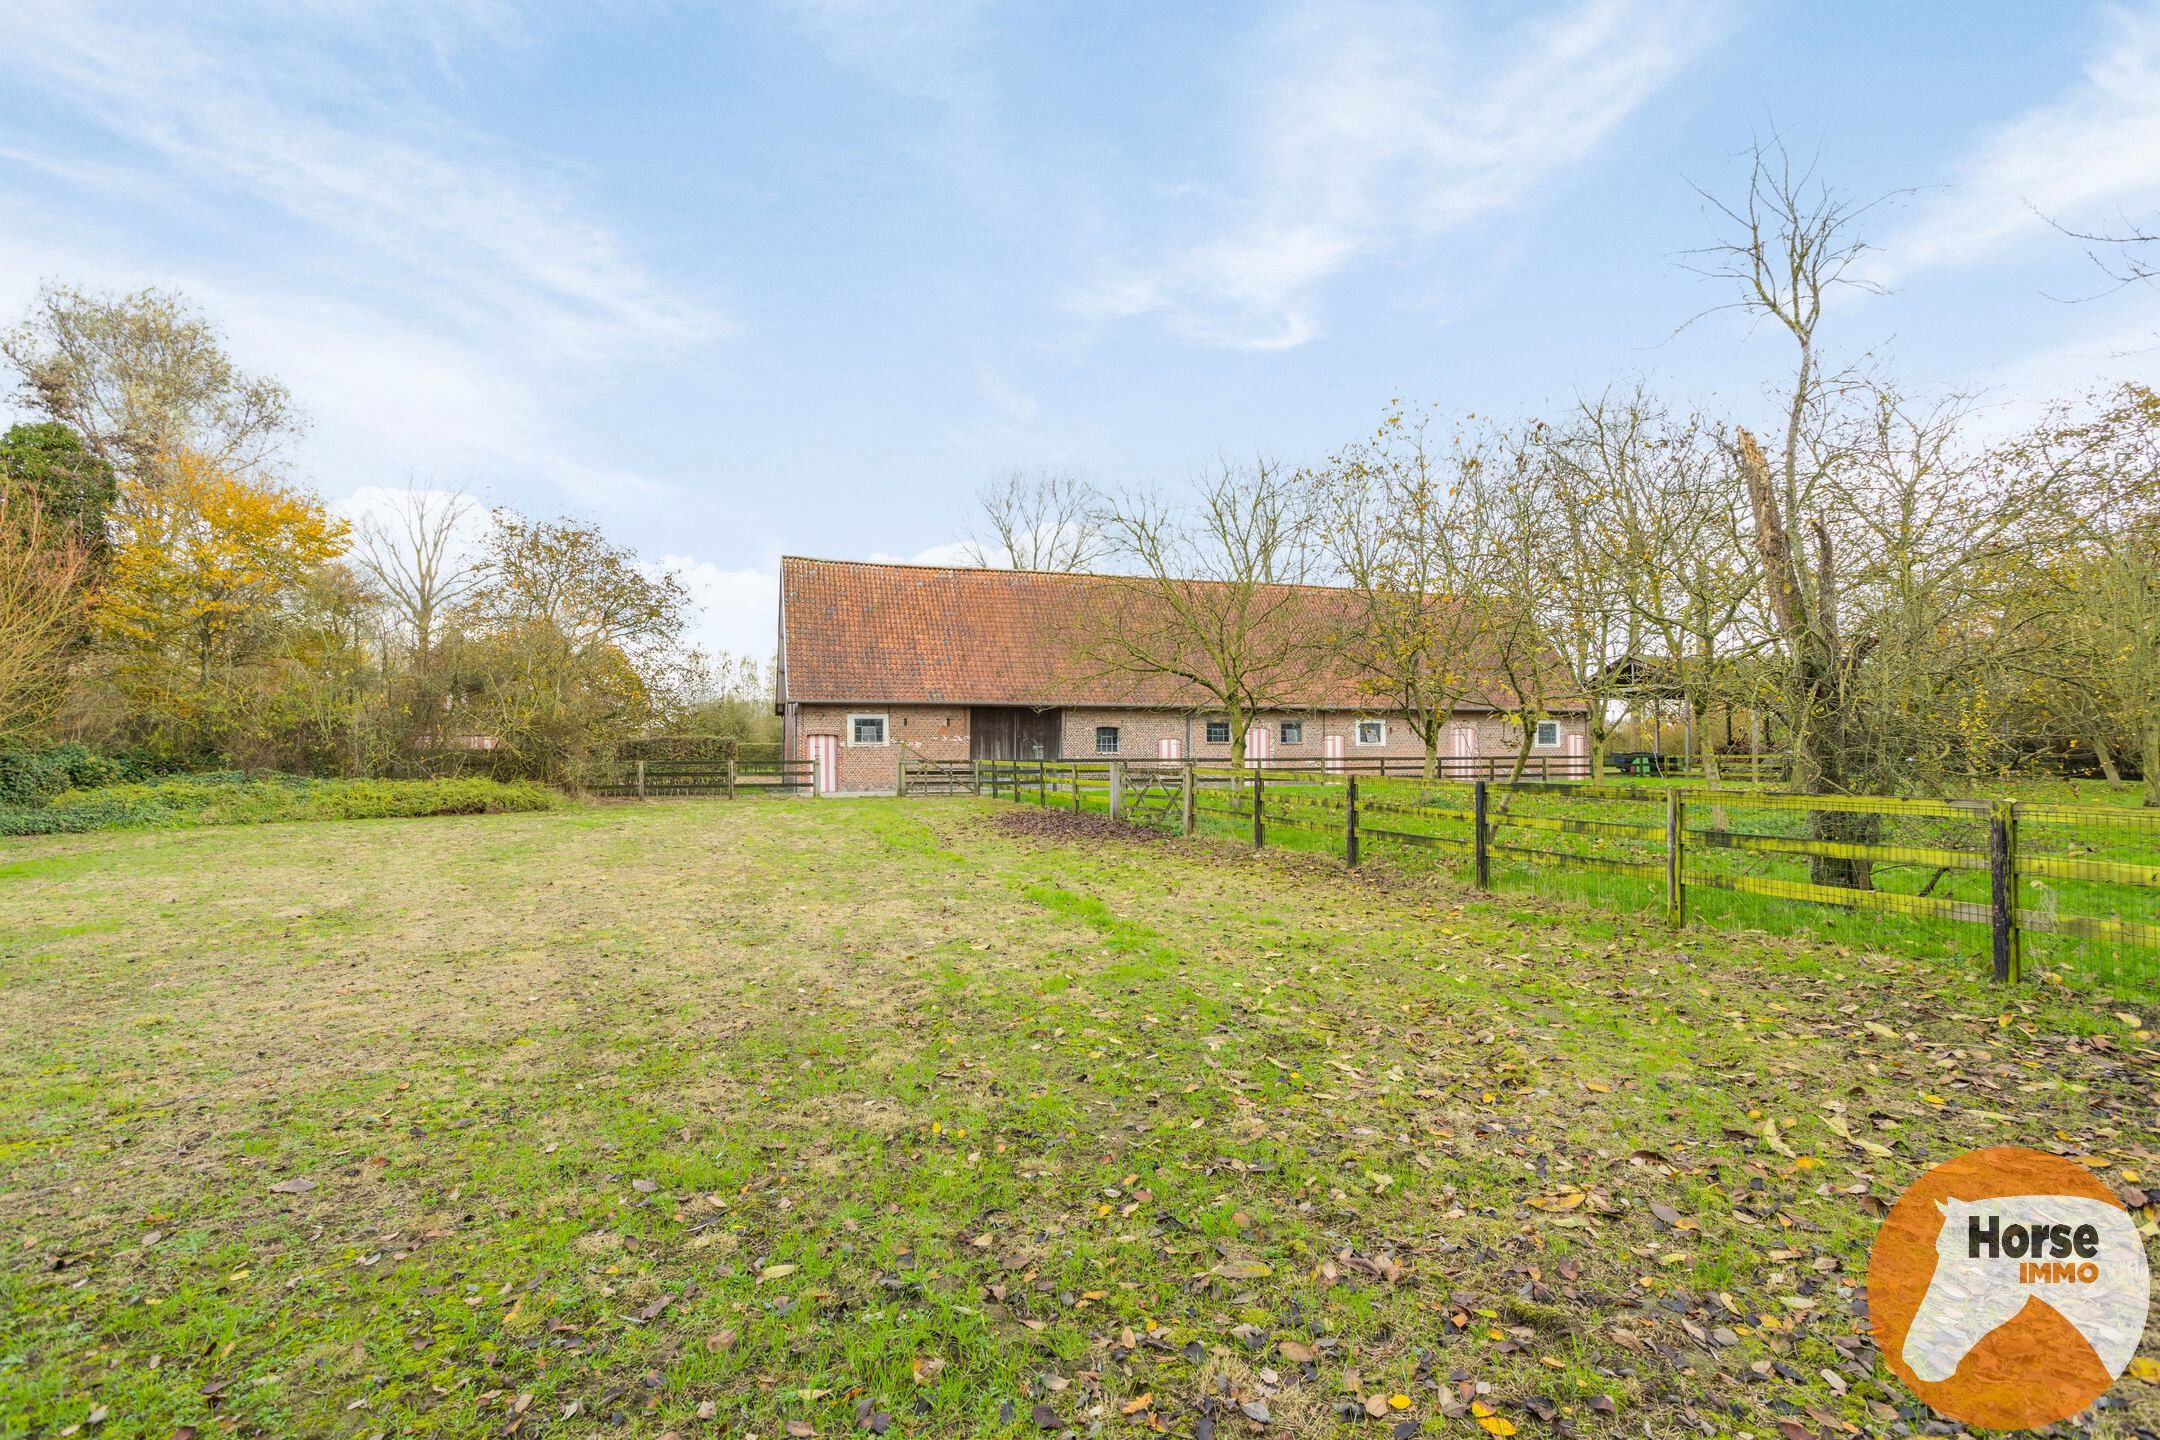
[
  {"x1": 1088, "y1": 461, "x2": 1318, "y2": 770},
  {"x1": 962, "y1": 469, "x2": 1105, "y2": 571},
  {"x1": 353, "y1": 484, "x2": 484, "y2": 666},
  {"x1": 1696, "y1": 137, "x2": 1900, "y2": 883}
]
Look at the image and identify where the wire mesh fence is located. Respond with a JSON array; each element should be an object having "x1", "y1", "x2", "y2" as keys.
[{"x1": 967, "y1": 758, "x2": 2160, "y2": 993}]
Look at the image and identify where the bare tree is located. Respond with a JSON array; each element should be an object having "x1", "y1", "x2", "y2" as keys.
[
  {"x1": 1696, "y1": 136, "x2": 1900, "y2": 884},
  {"x1": 1087, "y1": 461, "x2": 1319, "y2": 770},
  {"x1": 1308, "y1": 407, "x2": 1516, "y2": 779},
  {"x1": 353, "y1": 484, "x2": 484, "y2": 666},
  {"x1": 962, "y1": 469, "x2": 1105, "y2": 571},
  {"x1": 1531, "y1": 386, "x2": 1756, "y2": 779},
  {"x1": 3, "y1": 284, "x2": 302, "y2": 487},
  {"x1": 0, "y1": 488, "x2": 91, "y2": 737},
  {"x1": 2004, "y1": 385, "x2": 2160, "y2": 804}
]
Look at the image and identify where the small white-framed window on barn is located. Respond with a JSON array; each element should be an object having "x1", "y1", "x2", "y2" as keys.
[
  {"x1": 1095, "y1": 725, "x2": 1120, "y2": 755},
  {"x1": 1355, "y1": 718, "x2": 1386, "y2": 746},
  {"x1": 848, "y1": 713, "x2": 888, "y2": 746},
  {"x1": 1279, "y1": 720, "x2": 1303, "y2": 745},
  {"x1": 1534, "y1": 719, "x2": 1560, "y2": 748},
  {"x1": 1205, "y1": 718, "x2": 1231, "y2": 744}
]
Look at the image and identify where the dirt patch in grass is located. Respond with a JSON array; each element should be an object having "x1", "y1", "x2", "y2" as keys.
[
  {"x1": 2, "y1": 798, "x2": 2155, "y2": 1439},
  {"x1": 991, "y1": 807, "x2": 1175, "y2": 845}
]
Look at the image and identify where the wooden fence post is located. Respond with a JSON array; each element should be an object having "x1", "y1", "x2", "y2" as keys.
[
  {"x1": 1071, "y1": 764, "x2": 1081, "y2": 813},
  {"x1": 1109, "y1": 760, "x2": 1124, "y2": 819},
  {"x1": 636, "y1": 758, "x2": 646, "y2": 800},
  {"x1": 1345, "y1": 773, "x2": 1359, "y2": 868},
  {"x1": 1180, "y1": 763, "x2": 1195, "y2": 836},
  {"x1": 1252, "y1": 765, "x2": 1266, "y2": 850},
  {"x1": 1038, "y1": 758, "x2": 1047, "y2": 807},
  {"x1": 1990, "y1": 799, "x2": 2021, "y2": 984},
  {"x1": 1665, "y1": 789, "x2": 1687, "y2": 928},
  {"x1": 896, "y1": 753, "x2": 907, "y2": 797},
  {"x1": 726, "y1": 756, "x2": 737, "y2": 800},
  {"x1": 1473, "y1": 780, "x2": 1489, "y2": 890}
]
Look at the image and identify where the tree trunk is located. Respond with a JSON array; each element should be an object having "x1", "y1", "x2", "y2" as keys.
[
  {"x1": 2092, "y1": 731, "x2": 2124, "y2": 789},
  {"x1": 2142, "y1": 716, "x2": 2160, "y2": 808},
  {"x1": 1737, "y1": 427, "x2": 1872, "y2": 887}
]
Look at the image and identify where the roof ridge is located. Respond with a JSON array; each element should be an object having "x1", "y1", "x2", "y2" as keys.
[
  {"x1": 779, "y1": 553, "x2": 1368, "y2": 597},
  {"x1": 780, "y1": 553, "x2": 1120, "y2": 581}
]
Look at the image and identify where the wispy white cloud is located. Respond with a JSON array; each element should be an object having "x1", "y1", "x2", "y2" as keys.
[
  {"x1": 1069, "y1": 0, "x2": 1723, "y2": 351},
  {"x1": 1872, "y1": 2, "x2": 2160, "y2": 287},
  {"x1": 1, "y1": 0, "x2": 728, "y2": 362}
]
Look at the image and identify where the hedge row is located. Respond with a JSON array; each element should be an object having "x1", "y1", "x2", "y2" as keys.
[{"x1": 0, "y1": 775, "x2": 563, "y2": 836}]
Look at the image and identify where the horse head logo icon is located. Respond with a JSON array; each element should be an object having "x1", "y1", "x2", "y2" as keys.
[
  {"x1": 1871, "y1": 1148, "x2": 2152, "y2": 1431},
  {"x1": 1901, "y1": 1194, "x2": 2146, "y2": 1383}
]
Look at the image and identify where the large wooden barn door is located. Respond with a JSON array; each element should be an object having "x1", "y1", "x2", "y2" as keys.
[{"x1": 970, "y1": 707, "x2": 1062, "y2": 762}]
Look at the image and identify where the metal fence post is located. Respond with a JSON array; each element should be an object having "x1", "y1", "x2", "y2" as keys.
[
  {"x1": 1473, "y1": 779, "x2": 1489, "y2": 890},
  {"x1": 1665, "y1": 789, "x2": 1687, "y2": 928},
  {"x1": 1180, "y1": 762, "x2": 1195, "y2": 836},
  {"x1": 1345, "y1": 773, "x2": 1359, "y2": 868},
  {"x1": 1990, "y1": 798, "x2": 2021, "y2": 984},
  {"x1": 1252, "y1": 765, "x2": 1266, "y2": 850},
  {"x1": 636, "y1": 758, "x2": 646, "y2": 800}
]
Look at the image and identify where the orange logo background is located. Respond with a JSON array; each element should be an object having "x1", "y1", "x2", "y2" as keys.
[{"x1": 1870, "y1": 1146, "x2": 2135, "y2": 1430}]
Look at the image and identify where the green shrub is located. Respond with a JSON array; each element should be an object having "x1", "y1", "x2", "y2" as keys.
[
  {"x1": 0, "y1": 742, "x2": 189, "y2": 804},
  {"x1": 0, "y1": 776, "x2": 563, "y2": 836}
]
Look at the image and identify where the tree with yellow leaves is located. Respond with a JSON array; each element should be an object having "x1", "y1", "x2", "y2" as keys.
[{"x1": 90, "y1": 451, "x2": 349, "y2": 754}]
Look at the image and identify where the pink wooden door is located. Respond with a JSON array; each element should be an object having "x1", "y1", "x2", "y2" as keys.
[
  {"x1": 1246, "y1": 725, "x2": 1273, "y2": 767},
  {"x1": 806, "y1": 734, "x2": 838, "y2": 795},
  {"x1": 1323, "y1": 734, "x2": 1344, "y2": 773},
  {"x1": 1157, "y1": 737, "x2": 1183, "y2": 760},
  {"x1": 1564, "y1": 729, "x2": 1587, "y2": 777}
]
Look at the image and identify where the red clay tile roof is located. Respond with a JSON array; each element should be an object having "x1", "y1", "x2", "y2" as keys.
[{"x1": 781, "y1": 556, "x2": 1577, "y2": 713}]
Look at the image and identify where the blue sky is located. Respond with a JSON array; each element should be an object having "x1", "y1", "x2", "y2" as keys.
[{"x1": 4, "y1": 0, "x2": 2158, "y2": 659}]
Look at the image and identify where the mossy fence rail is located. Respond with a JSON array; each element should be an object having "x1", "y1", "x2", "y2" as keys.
[{"x1": 963, "y1": 758, "x2": 2160, "y2": 988}]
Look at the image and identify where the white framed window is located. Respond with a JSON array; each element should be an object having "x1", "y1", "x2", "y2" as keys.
[
  {"x1": 1204, "y1": 719, "x2": 1231, "y2": 744},
  {"x1": 1534, "y1": 719, "x2": 1561, "y2": 748},
  {"x1": 847, "y1": 713, "x2": 888, "y2": 746},
  {"x1": 1355, "y1": 718, "x2": 1386, "y2": 746},
  {"x1": 1095, "y1": 725, "x2": 1120, "y2": 755},
  {"x1": 1279, "y1": 720, "x2": 1303, "y2": 745}
]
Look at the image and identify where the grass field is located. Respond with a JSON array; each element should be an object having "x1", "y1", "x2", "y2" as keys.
[
  {"x1": 3, "y1": 798, "x2": 2157, "y2": 1438},
  {"x1": 1009, "y1": 767, "x2": 2160, "y2": 997}
]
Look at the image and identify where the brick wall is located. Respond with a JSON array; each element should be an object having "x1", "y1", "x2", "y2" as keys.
[
  {"x1": 794, "y1": 703, "x2": 969, "y2": 794},
  {"x1": 793, "y1": 703, "x2": 1589, "y2": 792},
  {"x1": 1063, "y1": 708, "x2": 1584, "y2": 768}
]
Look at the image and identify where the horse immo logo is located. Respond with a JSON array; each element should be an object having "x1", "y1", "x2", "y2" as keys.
[{"x1": 1870, "y1": 1147, "x2": 2152, "y2": 1430}]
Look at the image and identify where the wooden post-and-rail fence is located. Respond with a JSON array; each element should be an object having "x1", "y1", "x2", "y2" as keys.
[{"x1": 967, "y1": 757, "x2": 2160, "y2": 985}]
